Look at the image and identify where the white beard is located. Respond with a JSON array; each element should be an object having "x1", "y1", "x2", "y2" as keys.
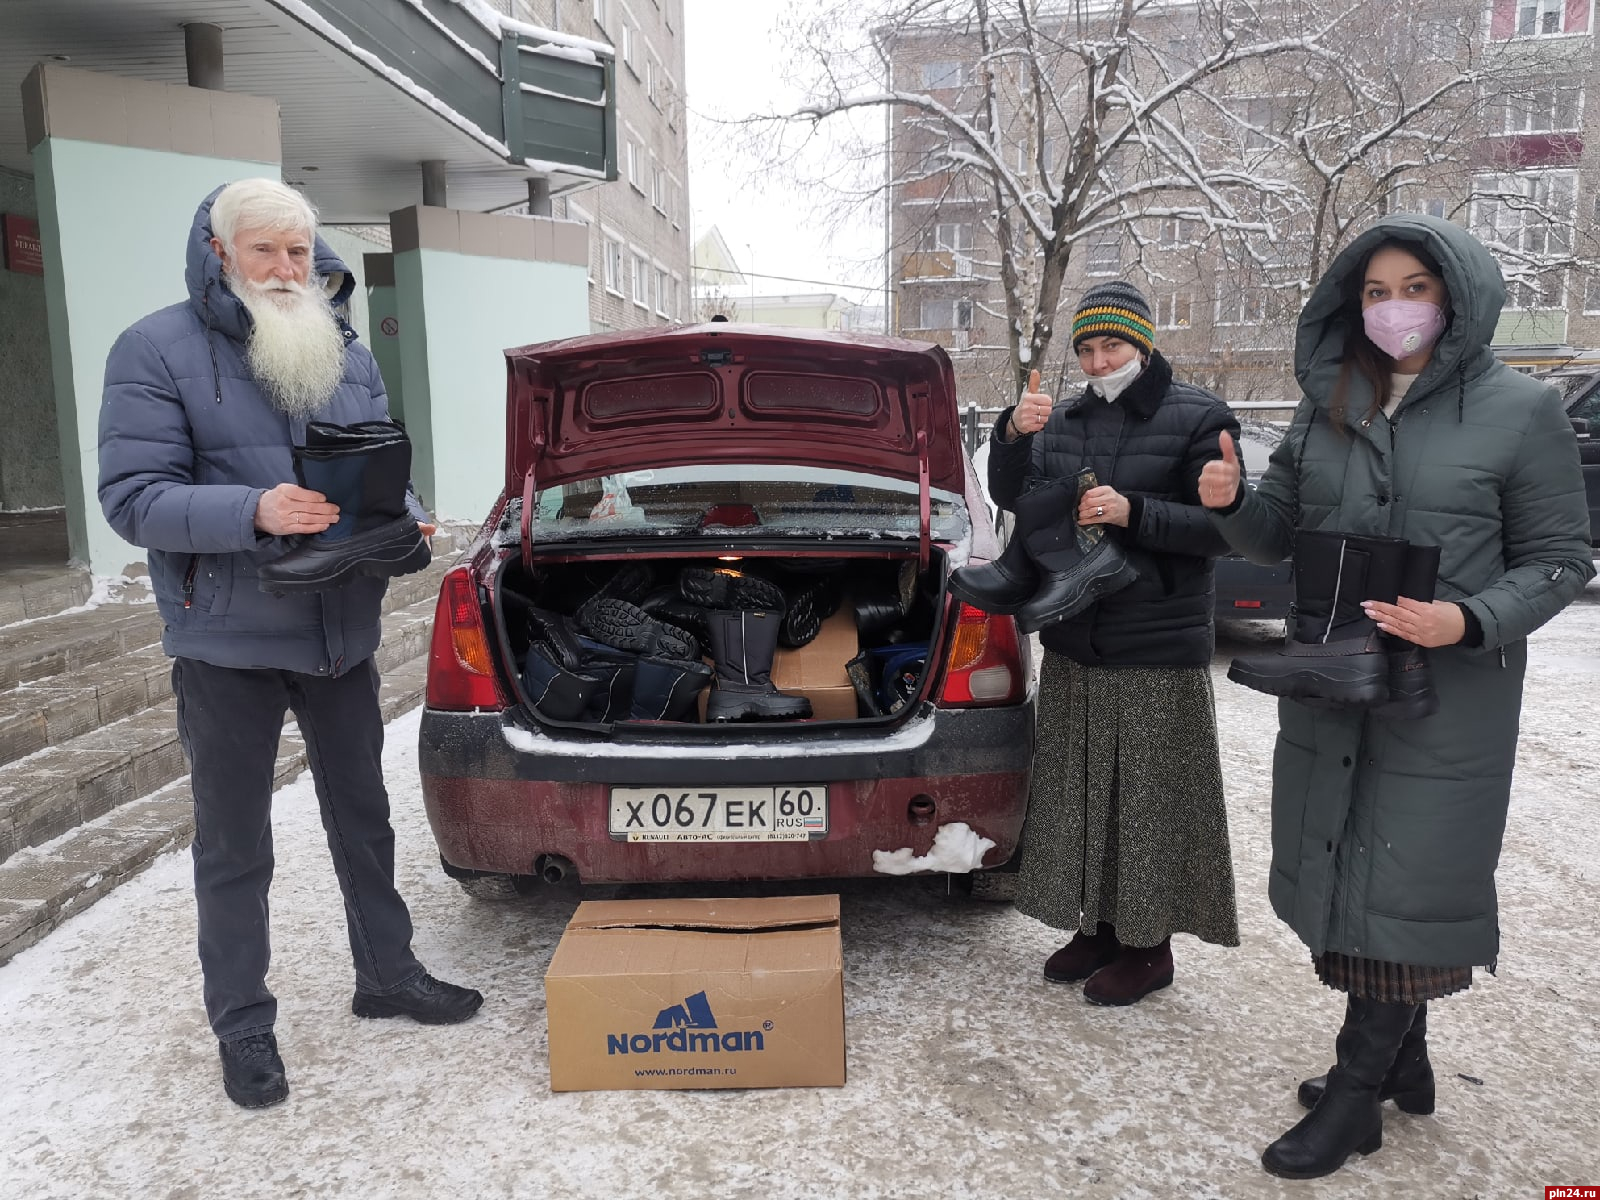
[{"x1": 231, "y1": 272, "x2": 347, "y2": 418}]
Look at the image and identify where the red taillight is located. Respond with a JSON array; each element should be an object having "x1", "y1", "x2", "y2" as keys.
[
  {"x1": 1233, "y1": 599, "x2": 1264, "y2": 609},
  {"x1": 425, "y1": 567, "x2": 506, "y2": 711},
  {"x1": 938, "y1": 602, "x2": 1026, "y2": 707}
]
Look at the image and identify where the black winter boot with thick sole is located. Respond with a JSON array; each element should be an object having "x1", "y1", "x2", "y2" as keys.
[
  {"x1": 1012, "y1": 471, "x2": 1138, "y2": 634},
  {"x1": 948, "y1": 525, "x2": 1039, "y2": 615},
  {"x1": 1228, "y1": 529, "x2": 1408, "y2": 707},
  {"x1": 578, "y1": 596, "x2": 700, "y2": 661},
  {"x1": 1262, "y1": 998, "x2": 1420, "y2": 1179},
  {"x1": 679, "y1": 567, "x2": 786, "y2": 613},
  {"x1": 630, "y1": 656, "x2": 714, "y2": 721},
  {"x1": 1299, "y1": 1001, "x2": 1434, "y2": 1114},
  {"x1": 1376, "y1": 544, "x2": 1442, "y2": 720},
  {"x1": 706, "y1": 609, "x2": 812, "y2": 721},
  {"x1": 258, "y1": 421, "x2": 430, "y2": 593}
]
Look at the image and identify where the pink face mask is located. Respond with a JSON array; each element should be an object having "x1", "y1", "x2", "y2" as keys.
[{"x1": 1363, "y1": 299, "x2": 1446, "y2": 361}]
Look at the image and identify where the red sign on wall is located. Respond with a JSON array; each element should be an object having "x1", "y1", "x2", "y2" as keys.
[{"x1": 3, "y1": 214, "x2": 44, "y2": 276}]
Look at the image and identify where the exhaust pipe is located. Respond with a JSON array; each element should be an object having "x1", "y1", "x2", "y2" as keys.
[{"x1": 536, "y1": 854, "x2": 576, "y2": 885}]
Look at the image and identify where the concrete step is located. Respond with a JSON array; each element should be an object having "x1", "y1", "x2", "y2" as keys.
[
  {"x1": 0, "y1": 535, "x2": 460, "y2": 768},
  {"x1": 0, "y1": 652, "x2": 430, "y2": 966},
  {"x1": 0, "y1": 589, "x2": 442, "y2": 870}
]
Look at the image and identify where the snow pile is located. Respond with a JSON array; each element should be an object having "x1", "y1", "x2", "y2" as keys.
[{"x1": 871, "y1": 821, "x2": 996, "y2": 875}]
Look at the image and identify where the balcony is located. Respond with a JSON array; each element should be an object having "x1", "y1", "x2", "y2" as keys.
[{"x1": 0, "y1": 0, "x2": 617, "y2": 219}]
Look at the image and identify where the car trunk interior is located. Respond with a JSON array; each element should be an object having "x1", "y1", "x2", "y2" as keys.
[{"x1": 490, "y1": 548, "x2": 951, "y2": 730}]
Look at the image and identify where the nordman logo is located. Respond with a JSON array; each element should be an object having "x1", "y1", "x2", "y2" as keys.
[{"x1": 605, "y1": 990, "x2": 767, "y2": 1055}]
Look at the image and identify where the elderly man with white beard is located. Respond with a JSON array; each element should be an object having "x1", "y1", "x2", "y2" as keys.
[{"x1": 98, "y1": 179, "x2": 482, "y2": 1111}]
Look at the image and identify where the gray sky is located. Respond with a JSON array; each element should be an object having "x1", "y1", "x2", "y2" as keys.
[{"x1": 682, "y1": 1, "x2": 885, "y2": 304}]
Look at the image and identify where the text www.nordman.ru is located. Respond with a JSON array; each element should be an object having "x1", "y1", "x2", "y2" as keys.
[{"x1": 633, "y1": 1066, "x2": 737, "y2": 1078}]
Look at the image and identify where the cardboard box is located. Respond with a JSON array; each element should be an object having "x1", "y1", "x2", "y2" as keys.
[
  {"x1": 544, "y1": 895, "x2": 845, "y2": 1092},
  {"x1": 771, "y1": 605, "x2": 860, "y2": 720}
]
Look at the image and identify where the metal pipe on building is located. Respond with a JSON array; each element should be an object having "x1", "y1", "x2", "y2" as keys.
[
  {"x1": 421, "y1": 160, "x2": 448, "y2": 208},
  {"x1": 527, "y1": 177, "x2": 552, "y2": 217},
  {"x1": 183, "y1": 23, "x2": 224, "y2": 91}
]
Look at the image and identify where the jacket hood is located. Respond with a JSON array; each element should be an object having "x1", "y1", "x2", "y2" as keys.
[
  {"x1": 185, "y1": 184, "x2": 357, "y2": 343},
  {"x1": 1295, "y1": 215, "x2": 1506, "y2": 417}
]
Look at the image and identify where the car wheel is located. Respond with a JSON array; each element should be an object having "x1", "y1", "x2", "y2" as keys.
[
  {"x1": 439, "y1": 854, "x2": 535, "y2": 901},
  {"x1": 452, "y1": 873, "x2": 527, "y2": 901}
]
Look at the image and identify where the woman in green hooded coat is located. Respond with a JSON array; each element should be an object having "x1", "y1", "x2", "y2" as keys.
[{"x1": 1199, "y1": 215, "x2": 1594, "y2": 1179}]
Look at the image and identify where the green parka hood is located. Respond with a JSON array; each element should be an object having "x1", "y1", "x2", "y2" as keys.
[{"x1": 1296, "y1": 215, "x2": 1507, "y2": 423}]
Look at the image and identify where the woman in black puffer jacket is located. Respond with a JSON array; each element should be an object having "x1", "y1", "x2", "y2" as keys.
[{"x1": 988, "y1": 281, "x2": 1242, "y2": 1005}]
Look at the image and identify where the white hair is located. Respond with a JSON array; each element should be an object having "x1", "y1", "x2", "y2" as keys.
[{"x1": 210, "y1": 178, "x2": 318, "y2": 249}]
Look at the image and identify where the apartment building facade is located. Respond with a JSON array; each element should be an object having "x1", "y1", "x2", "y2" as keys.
[
  {"x1": 498, "y1": 0, "x2": 693, "y2": 332},
  {"x1": 883, "y1": 1, "x2": 1600, "y2": 409}
]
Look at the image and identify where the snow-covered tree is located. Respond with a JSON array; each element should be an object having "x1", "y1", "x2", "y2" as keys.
[{"x1": 750, "y1": 0, "x2": 1583, "y2": 399}]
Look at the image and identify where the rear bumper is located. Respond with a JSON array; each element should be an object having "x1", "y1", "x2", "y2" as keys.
[{"x1": 418, "y1": 703, "x2": 1034, "y2": 883}]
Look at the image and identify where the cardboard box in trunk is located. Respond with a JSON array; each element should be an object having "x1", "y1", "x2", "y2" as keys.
[{"x1": 544, "y1": 895, "x2": 845, "y2": 1092}]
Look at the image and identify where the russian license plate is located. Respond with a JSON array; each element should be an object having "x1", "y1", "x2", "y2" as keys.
[{"x1": 608, "y1": 785, "x2": 829, "y2": 842}]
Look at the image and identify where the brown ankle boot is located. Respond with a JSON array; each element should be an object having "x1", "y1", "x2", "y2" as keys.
[
  {"x1": 1083, "y1": 937, "x2": 1174, "y2": 1006},
  {"x1": 1043, "y1": 923, "x2": 1119, "y2": 984}
]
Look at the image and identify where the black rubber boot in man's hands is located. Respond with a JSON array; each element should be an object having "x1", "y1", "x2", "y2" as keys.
[
  {"x1": 1228, "y1": 530, "x2": 1409, "y2": 707},
  {"x1": 258, "y1": 420, "x2": 429, "y2": 593},
  {"x1": 705, "y1": 608, "x2": 811, "y2": 721},
  {"x1": 1375, "y1": 544, "x2": 1442, "y2": 719},
  {"x1": 1012, "y1": 471, "x2": 1139, "y2": 634}
]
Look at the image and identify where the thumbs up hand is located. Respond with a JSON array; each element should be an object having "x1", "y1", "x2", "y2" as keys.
[
  {"x1": 1008, "y1": 369, "x2": 1053, "y2": 439},
  {"x1": 1199, "y1": 431, "x2": 1242, "y2": 509}
]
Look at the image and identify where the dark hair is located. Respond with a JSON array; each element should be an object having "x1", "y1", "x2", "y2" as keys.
[{"x1": 1330, "y1": 239, "x2": 1450, "y2": 428}]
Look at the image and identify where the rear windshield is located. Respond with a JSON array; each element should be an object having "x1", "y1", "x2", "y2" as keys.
[
  {"x1": 1543, "y1": 370, "x2": 1599, "y2": 404},
  {"x1": 528, "y1": 465, "x2": 969, "y2": 543}
]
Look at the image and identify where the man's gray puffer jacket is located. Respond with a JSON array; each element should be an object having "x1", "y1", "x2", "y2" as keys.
[{"x1": 98, "y1": 187, "x2": 421, "y2": 678}]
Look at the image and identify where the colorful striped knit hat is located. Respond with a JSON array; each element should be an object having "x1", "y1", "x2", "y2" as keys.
[{"x1": 1071, "y1": 280, "x2": 1155, "y2": 355}]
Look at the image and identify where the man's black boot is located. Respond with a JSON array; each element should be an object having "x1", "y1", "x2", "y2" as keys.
[
  {"x1": 705, "y1": 609, "x2": 812, "y2": 721},
  {"x1": 948, "y1": 524, "x2": 1039, "y2": 615},
  {"x1": 1375, "y1": 544, "x2": 1442, "y2": 719},
  {"x1": 218, "y1": 1031, "x2": 289, "y2": 1109},
  {"x1": 1262, "y1": 998, "x2": 1419, "y2": 1179},
  {"x1": 258, "y1": 420, "x2": 429, "y2": 593},
  {"x1": 352, "y1": 971, "x2": 483, "y2": 1024},
  {"x1": 1228, "y1": 529, "x2": 1408, "y2": 707},
  {"x1": 1299, "y1": 1001, "x2": 1435, "y2": 1114},
  {"x1": 1013, "y1": 471, "x2": 1139, "y2": 634}
]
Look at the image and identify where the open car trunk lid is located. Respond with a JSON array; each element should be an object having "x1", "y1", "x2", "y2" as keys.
[{"x1": 503, "y1": 324, "x2": 966, "y2": 570}]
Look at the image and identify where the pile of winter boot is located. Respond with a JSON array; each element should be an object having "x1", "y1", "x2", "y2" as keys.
[
  {"x1": 1226, "y1": 530, "x2": 1440, "y2": 716},
  {"x1": 948, "y1": 468, "x2": 1138, "y2": 633},
  {"x1": 258, "y1": 420, "x2": 431, "y2": 593}
]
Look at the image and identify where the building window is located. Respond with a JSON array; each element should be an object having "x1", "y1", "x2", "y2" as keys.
[
  {"x1": 651, "y1": 160, "x2": 667, "y2": 213},
  {"x1": 1157, "y1": 217, "x2": 1196, "y2": 248},
  {"x1": 1504, "y1": 85, "x2": 1584, "y2": 133},
  {"x1": 1156, "y1": 291, "x2": 1193, "y2": 329},
  {"x1": 656, "y1": 267, "x2": 669, "y2": 316},
  {"x1": 621, "y1": 23, "x2": 636, "y2": 73},
  {"x1": 1216, "y1": 287, "x2": 1269, "y2": 326},
  {"x1": 603, "y1": 235, "x2": 624, "y2": 295},
  {"x1": 1084, "y1": 231, "x2": 1121, "y2": 277},
  {"x1": 669, "y1": 178, "x2": 683, "y2": 229},
  {"x1": 918, "y1": 297, "x2": 973, "y2": 330},
  {"x1": 626, "y1": 138, "x2": 644, "y2": 192},
  {"x1": 924, "y1": 222, "x2": 973, "y2": 252},
  {"x1": 1519, "y1": 0, "x2": 1568, "y2": 36},
  {"x1": 633, "y1": 254, "x2": 651, "y2": 308},
  {"x1": 646, "y1": 57, "x2": 660, "y2": 107},
  {"x1": 921, "y1": 61, "x2": 968, "y2": 90},
  {"x1": 1473, "y1": 171, "x2": 1576, "y2": 305},
  {"x1": 1239, "y1": 96, "x2": 1276, "y2": 150},
  {"x1": 593, "y1": 0, "x2": 608, "y2": 29},
  {"x1": 1583, "y1": 275, "x2": 1600, "y2": 313}
]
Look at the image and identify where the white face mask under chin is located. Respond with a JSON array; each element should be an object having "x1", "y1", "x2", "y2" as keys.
[{"x1": 1087, "y1": 355, "x2": 1144, "y2": 403}]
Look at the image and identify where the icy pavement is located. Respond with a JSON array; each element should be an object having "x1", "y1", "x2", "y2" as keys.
[{"x1": 2, "y1": 580, "x2": 1597, "y2": 1199}]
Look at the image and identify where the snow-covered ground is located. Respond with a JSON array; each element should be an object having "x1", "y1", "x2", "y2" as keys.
[{"x1": 2, "y1": 579, "x2": 1596, "y2": 1199}]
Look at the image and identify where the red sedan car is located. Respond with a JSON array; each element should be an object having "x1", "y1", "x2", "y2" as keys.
[{"x1": 418, "y1": 324, "x2": 1034, "y2": 897}]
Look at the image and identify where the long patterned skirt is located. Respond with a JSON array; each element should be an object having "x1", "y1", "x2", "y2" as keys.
[{"x1": 1015, "y1": 652, "x2": 1240, "y2": 949}]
